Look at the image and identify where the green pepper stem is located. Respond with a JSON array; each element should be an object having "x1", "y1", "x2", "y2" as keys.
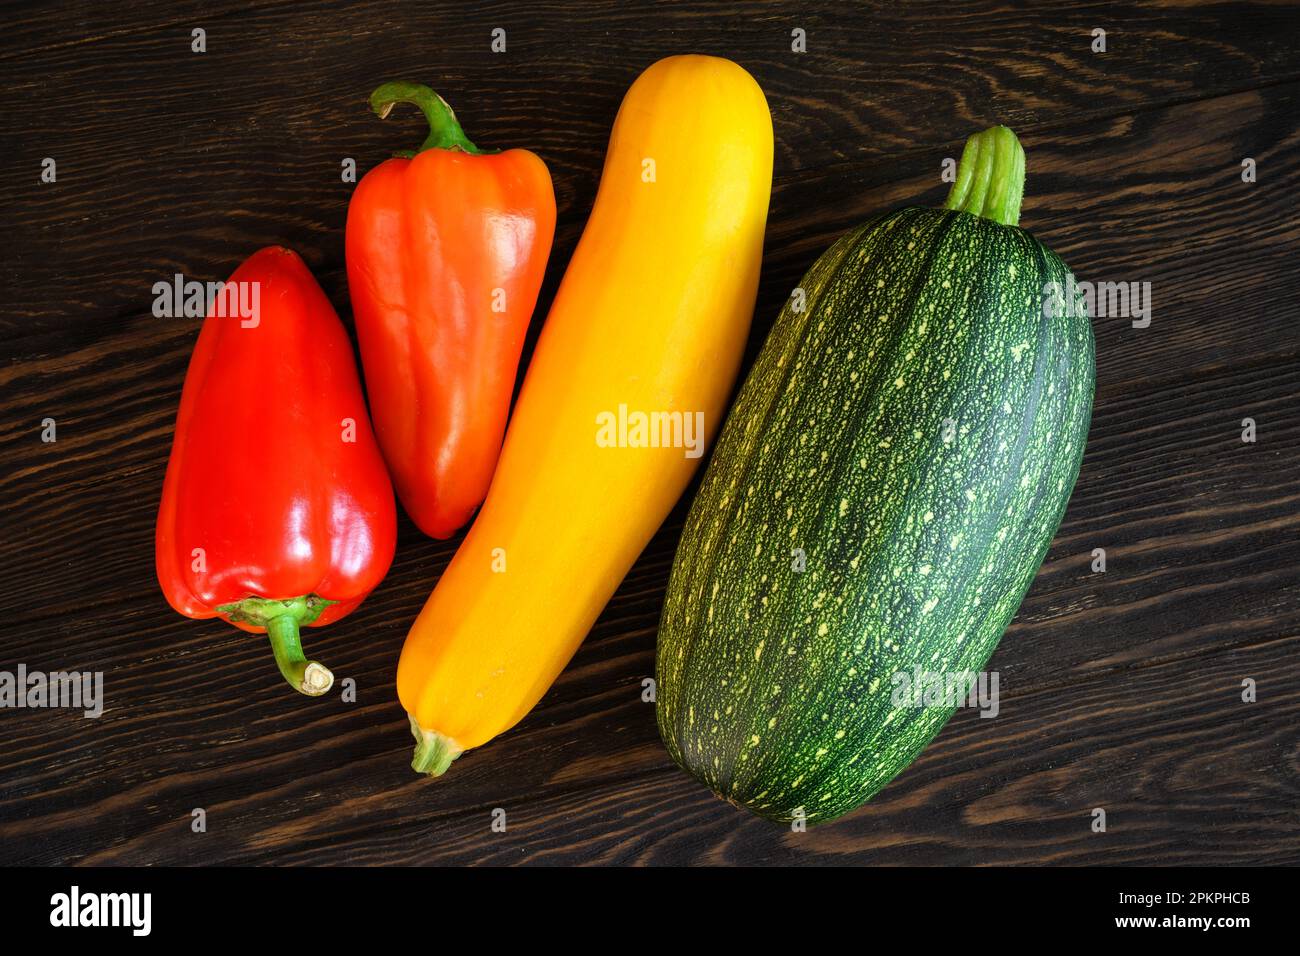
[
  {"x1": 265, "y1": 614, "x2": 334, "y2": 697},
  {"x1": 943, "y1": 125, "x2": 1025, "y2": 227},
  {"x1": 370, "y1": 81, "x2": 482, "y2": 158},
  {"x1": 409, "y1": 713, "x2": 464, "y2": 777},
  {"x1": 216, "y1": 594, "x2": 337, "y2": 697}
]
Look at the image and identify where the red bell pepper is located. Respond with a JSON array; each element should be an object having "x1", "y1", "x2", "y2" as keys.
[
  {"x1": 346, "y1": 82, "x2": 556, "y2": 539},
  {"x1": 156, "y1": 246, "x2": 397, "y2": 696}
]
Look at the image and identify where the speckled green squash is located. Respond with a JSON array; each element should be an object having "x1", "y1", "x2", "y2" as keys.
[{"x1": 655, "y1": 127, "x2": 1095, "y2": 824}]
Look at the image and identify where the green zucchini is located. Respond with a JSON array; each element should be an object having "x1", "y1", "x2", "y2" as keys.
[{"x1": 656, "y1": 126, "x2": 1095, "y2": 824}]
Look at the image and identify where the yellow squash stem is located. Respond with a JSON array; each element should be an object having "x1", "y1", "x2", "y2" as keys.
[{"x1": 409, "y1": 715, "x2": 463, "y2": 776}]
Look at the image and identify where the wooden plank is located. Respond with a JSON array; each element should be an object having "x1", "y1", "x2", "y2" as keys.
[
  {"x1": 2, "y1": 346, "x2": 1295, "y2": 864},
  {"x1": 5, "y1": 1, "x2": 1299, "y2": 336},
  {"x1": 10, "y1": 614, "x2": 1297, "y2": 865},
  {"x1": 8, "y1": 1, "x2": 1300, "y2": 145},
  {"x1": 4, "y1": 78, "x2": 1297, "y2": 392}
]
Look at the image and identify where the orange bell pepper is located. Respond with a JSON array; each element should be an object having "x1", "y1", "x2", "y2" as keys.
[{"x1": 346, "y1": 82, "x2": 556, "y2": 539}]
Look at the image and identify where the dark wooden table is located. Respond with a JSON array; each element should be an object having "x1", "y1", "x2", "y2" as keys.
[{"x1": 2, "y1": 0, "x2": 1298, "y2": 866}]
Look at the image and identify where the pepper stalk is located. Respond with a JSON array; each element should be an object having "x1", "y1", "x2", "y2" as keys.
[{"x1": 217, "y1": 594, "x2": 337, "y2": 696}]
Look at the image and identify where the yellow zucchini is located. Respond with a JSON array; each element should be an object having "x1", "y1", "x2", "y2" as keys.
[{"x1": 396, "y1": 54, "x2": 774, "y2": 774}]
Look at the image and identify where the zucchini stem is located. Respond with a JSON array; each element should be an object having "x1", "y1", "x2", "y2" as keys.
[
  {"x1": 943, "y1": 125, "x2": 1025, "y2": 227},
  {"x1": 409, "y1": 714, "x2": 464, "y2": 777}
]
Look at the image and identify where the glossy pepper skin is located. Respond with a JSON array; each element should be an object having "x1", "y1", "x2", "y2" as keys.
[
  {"x1": 155, "y1": 246, "x2": 397, "y2": 696},
  {"x1": 346, "y1": 82, "x2": 556, "y2": 539}
]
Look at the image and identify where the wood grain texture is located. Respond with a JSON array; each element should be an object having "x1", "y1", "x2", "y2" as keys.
[{"x1": 1, "y1": 0, "x2": 1297, "y2": 865}]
